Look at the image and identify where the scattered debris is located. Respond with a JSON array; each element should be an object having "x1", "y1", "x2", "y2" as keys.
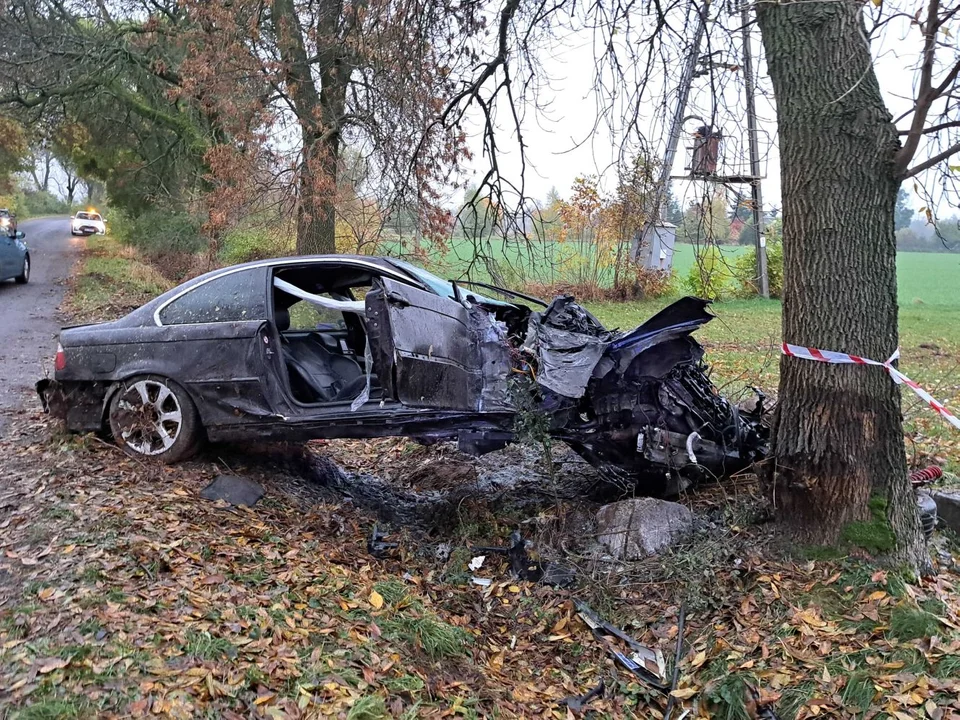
[
  {"x1": 198, "y1": 474, "x2": 264, "y2": 507},
  {"x1": 663, "y1": 604, "x2": 687, "y2": 720},
  {"x1": 472, "y1": 529, "x2": 575, "y2": 588},
  {"x1": 744, "y1": 683, "x2": 782, "y2": 720},
  {"x1": 367, "y1": 524, "x2": 398, "y2": 558},
  {"x1": 561, "y1": 678, "x2": 605, "y2": 714},
  {"x1": 471, "y1": 577, "x2": 493, "y2": 587},
  {"x1": 595, "y1": 498, "x2": 694, "y2": 559},
  {"x1": 468, "y1": 555, "x2": 486, "y2": 571},
  {"x1": 932, "y1": 490, "x2": 960, "y2": 535},
  {"x1": 575, "y1": 600, "x2": 668, "y2": 690},
  {"x1": 910, "y1": 465, "x2": 944, "y2": 486}
]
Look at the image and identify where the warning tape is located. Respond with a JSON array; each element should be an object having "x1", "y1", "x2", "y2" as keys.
[{"x1": 782, "y1": 343, "x2": 960, "y2": 431}]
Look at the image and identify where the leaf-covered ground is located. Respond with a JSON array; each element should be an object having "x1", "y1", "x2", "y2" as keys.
[
  {"x1": 1, "y1": 415, "x2": 959, "y2": 720},
  {"x1": 2, "y1": 240, "x2": 959, "y2": 718}
]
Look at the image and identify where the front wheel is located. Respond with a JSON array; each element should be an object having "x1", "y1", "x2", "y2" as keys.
[
  {"x1": 108, "y1": 375, "x2": 202, "y2": 463},
  {"x1": 15, "y1": 255, "x2": 29, "y2": 284}
]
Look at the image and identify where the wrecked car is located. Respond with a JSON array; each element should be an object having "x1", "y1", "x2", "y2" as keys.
[{"x1": 37, "y1": 255, "x2": 767, "y2": 495}]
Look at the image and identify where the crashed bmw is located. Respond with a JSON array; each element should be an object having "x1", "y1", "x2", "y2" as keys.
[{"x1": 37, "y1": 255, "x2": 767, "y2": 495}]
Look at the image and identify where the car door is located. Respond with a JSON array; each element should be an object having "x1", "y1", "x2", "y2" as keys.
[
  {"x1": 149, "y1": 266, "x2": 273, "y2": 426},
  {"x1": 365, "y1": 276, "x2": 489, "y2": 411},
  {"x1": 0, "y1": 232, "x2": 15, "y2": 280}
]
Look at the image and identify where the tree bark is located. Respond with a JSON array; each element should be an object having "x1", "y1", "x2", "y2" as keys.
[
  {"x1": 756, "y1": 0, "x2": 924, "y2": 565},
  {"x1": 274, "y1": 0, "x2": 348, "y2": 256}
]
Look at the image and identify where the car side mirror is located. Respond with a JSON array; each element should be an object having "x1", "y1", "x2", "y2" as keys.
[{"x1": 14, "y1": 231, "x2": 25, "y2": 240}]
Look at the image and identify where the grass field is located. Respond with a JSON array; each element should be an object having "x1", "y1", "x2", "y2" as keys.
[{"x1": 583, "y1": 250, "x2": 960, "y2": 472}]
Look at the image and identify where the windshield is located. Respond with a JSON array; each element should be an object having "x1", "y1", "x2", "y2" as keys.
[
  {"x1": 76, "y1": 212, "x2": 89, "y2": 219},
  {"x1": 387, "y1": 259, "x2": 506, "y2": 306}
]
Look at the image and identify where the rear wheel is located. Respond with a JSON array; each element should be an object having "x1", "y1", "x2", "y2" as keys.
[
  {"x1": 108, "y1": 376, "x2": 202, "y2": 463},
  {"x1": 15, "y1": 255, "x2": 28, "y2": 284}
]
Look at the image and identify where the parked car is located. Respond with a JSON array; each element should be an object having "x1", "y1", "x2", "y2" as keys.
[
  {"x1": 71, "y1": 211, "x2": 106, "y2": 236},
  {"x1": 37, "y1": 255, "x2": 768, "y2": 495},
  {"x1": 0, "y1": 229, "x2": 29, "y2": 284},
  {"x1": 0, "y1": 208, "x2": 18, "y2": 235}
]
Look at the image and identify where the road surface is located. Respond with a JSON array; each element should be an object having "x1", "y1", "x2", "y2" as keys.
[{"x1": 0, "y1": 216, "x2": 79, "y2": 424}]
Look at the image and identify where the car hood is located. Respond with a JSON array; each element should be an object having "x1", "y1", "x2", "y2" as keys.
[{"x1": 523, "y1": 296, "x2": 714, "y2": 399}]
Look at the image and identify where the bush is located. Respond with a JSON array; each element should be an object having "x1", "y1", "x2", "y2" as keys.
[
  {"x1": 220, "y1": 225, "x2": 294, "y2": 265},
  {"x1": 21, "y1": 190, "x2": 70, "y2": 217},
  {"x1": 732, "y1": 239, "x2": 784, "y2": 298},
  {"x1": 608, "y1": 265, "x2": 675, "y2": 301},
  {"x1": 685, "y1": 245, "x2": 733, "y2": 299},
  {"x1": 114, "y1": 209, "x2": 206, "y2": 257}
]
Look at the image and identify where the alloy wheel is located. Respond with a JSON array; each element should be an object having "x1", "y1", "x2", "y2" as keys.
[{"x1": 114, "y1": 379, "x2": 183, "y2": 455}]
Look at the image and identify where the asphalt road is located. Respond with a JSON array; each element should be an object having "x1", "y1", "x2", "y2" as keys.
[{"x1": 0, "y1": 216, "x2": 80, "y2": 421}]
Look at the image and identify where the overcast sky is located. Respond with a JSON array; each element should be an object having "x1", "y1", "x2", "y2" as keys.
[{"x1": 458, "y1": 3, "x2": 956, "y2": 218}]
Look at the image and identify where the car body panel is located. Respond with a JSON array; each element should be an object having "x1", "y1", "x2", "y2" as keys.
[
  {"x1": 38, "y1": 254, "x2": 769, "y2": 495},
  {"x1": 0, "y1": 230, "x2": 27, "y2": 282}
]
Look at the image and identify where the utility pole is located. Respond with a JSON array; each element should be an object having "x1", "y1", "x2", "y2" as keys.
[
  {"x1": 654, "y1": 0, "x2": 707, "y2": 222},
  {"x1": 739, "y1": 0, "x2": 769, "y2": 298},
  {"x1": 634, "y1": 0, "x2": 707, "y2": 263}
]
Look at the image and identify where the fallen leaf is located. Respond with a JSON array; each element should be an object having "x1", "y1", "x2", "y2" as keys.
[{"x1": 369, "y1": 590, "x2": 384, "y2": 610}]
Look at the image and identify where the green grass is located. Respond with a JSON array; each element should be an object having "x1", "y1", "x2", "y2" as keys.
[
  {"x1": 346, "y1": 696, "x2": 389, "y2": 720},
  {"x1": 70, "y1": 235, "x2": 172, "y2": 321},
  {"x1": 888, "y1": 606, "x2": 941, "y2": 641},
  {"x1": 380, "y1": 613, "x2": 471, "y2": 660}
]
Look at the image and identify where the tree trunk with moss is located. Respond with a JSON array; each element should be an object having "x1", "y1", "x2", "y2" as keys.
[{"x1": 756, "y1": 0, "x2": 924, "y2": 566}]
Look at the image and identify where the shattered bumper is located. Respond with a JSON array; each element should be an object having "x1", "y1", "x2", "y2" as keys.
[{"x1": 36, "y1": 379, "x2": 106, "y2": 432}]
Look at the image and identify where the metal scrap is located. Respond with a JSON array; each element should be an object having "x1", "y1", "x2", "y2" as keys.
[
  {"x1": 470, "y1": 530, "x2": 576, "y2": 588},
  {"x1": 367, "y1": 524, "x2": 398, "y2": 558},
  {"x1": 575, "y1": 600, "x2": 668, "y2": 690},
  {"x1": 561, "y1": 679, "x2": 605, "y2": 714}
]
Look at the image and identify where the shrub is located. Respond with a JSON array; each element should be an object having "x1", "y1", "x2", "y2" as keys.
[
  {"x1": 21, "y1": 190, "x2": 70, "y2": 217},
  {"x1": 685, "y1": 245, "x2": 733, "y2": 299},
  {"x1": 115, "y1": 209, "x2": 206, "y2": 257},
  {"x1": 220, "y1": 225, "x2": 294, "y2": 265},
  {"x1": 732, "y1": 239, "x2": 783, "y2": 298}
]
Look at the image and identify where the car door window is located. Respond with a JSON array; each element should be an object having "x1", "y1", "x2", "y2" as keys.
[
  {"x1": 287, "y1": 298, "x2": 345, "y2": 331},
  {"x1": 159, "y1": 269, "x2": 266, "y2": 325}
]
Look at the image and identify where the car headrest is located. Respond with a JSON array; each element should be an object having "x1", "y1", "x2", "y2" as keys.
[{"x1": 274, "y1": 307, "x2": 290, "y2": 332}]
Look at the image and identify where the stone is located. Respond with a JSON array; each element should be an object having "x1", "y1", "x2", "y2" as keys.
[
  {"x1": 200, "y1": 475, "x2": 264, "y2": 507},
  {"x1": 596, "y1": 498, "x2": 694, "y2": 559},
  {"x1": 932, "y1": 491, "x2": 960, "y2": 535}
]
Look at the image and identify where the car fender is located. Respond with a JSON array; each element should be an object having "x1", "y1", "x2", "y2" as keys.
[{"x1": 100, "y1": 370, "x2": 200, "y2": 427}]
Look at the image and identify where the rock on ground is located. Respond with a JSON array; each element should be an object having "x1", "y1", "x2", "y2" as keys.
[
  {"x1": 596, "y1": 498, "x2": 694, "y2": 559},
  {"x1": 200, "y1": 475, "x2": 265, "y2": 507}
]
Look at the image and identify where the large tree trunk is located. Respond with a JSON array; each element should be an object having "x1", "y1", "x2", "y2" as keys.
[
  {"x1": 275, "y1": 0, "x2": 349, "y2": 256},
  {"x1": 756, "y1": 0, "x2": 923, "y2": 564}
]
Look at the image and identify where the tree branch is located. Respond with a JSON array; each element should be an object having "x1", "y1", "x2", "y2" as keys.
[
  {"x1": 901, "y1": 141, "x2": 960, "y2": 180},
  {"x1": 893, "y1": 0, "x2": 941, "y2": 177}
]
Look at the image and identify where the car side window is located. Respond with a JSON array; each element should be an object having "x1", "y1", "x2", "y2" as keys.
[
  {"x1": 287, "y1": 299, "x2": 345, "y2": 331},
  {"x1": 159, "y1": 269, "x2": 266, "y2": 325}
]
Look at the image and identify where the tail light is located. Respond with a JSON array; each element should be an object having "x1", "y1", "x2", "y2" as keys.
[{"x1": 54, "y1": 343, "x2": 66, "y2": 372}]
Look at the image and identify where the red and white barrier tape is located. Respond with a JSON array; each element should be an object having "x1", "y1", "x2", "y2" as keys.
[{"x1": 782, "y1": 343, "x2": 960, "y2": 431}]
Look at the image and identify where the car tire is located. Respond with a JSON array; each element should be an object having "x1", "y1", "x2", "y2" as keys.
[
  {"x1": 15, "y1": 255, "x2": 29, "y2": 284},
  {"x1": 108, "y1": 375, "x2": 202, "y2": 463}
]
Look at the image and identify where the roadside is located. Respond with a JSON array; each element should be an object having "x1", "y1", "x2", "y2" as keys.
[
  {"x1": 0, "y1": 217, "x2": 81, "y2": 427},
  {"x1": 0, "y1": 239, "x2": 958, "y2": 719}
]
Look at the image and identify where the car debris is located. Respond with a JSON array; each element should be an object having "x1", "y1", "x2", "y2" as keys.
[
  {"x1": 470, "y1": 529, "x2": 576, "y2": 588},
  {"x1": 663, "y1": 604, "x2": 687, "y2": 720},
  {"x1": 199, "y1": 474, "x2": 265, "y2": 507},
  {"x1": 561, "y1": 678, "x2": 605, "y2": 714},
  {"x1": 38, "y1": 254, "x2": 768, "y2": 495},
  {"x1": 367, "y1": 524, "x2": 398, "y2": 558},
  {"x1": 575, "y1": 600, "x2": 668, "y2": 690},
  {"x1": 744, "y1": 683, "x2": 782, "y2": 720}
]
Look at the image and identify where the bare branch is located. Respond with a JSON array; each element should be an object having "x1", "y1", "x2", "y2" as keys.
[{"x1": 902, "y1": 140, "x2": 960, "y2": 180}]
